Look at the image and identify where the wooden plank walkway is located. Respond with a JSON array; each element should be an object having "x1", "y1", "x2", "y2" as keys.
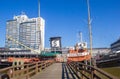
[
  {"x1": 30, "y1": 63, "x2": 80, "y2": 79},
  {"x1": 31, "y1": 63, "x2": 62, "y2": 79}
]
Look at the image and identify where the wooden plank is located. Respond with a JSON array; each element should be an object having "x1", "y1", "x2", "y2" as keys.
[{"x1": 30, "y1": 63, "x2": 62, "y2": 79}]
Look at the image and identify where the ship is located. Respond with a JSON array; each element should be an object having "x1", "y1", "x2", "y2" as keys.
[{"x1": 67, "y1": 32, "x2": 91, "y2": 62}]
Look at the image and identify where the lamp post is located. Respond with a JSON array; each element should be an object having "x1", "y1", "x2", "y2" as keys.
[{"x1": 87, "y1": 0, "x2": 93, "y2": 66}]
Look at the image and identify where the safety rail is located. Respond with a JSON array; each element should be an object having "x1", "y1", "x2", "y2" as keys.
[
  {"x1": 0, "y1": 60, "x2": 54, "y2": 79},
  {"x1": 67, "y1": 62, "x2": 119, "y2": 79}
]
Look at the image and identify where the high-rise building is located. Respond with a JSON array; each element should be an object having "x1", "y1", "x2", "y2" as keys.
[{"x1": 5, "y1": 14, "x2": 45, "y2": 53}]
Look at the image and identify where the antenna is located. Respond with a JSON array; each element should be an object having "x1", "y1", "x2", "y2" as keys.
[
  {"x1": 38, "y1": 0, "x2": 40, "y2": 17},
  {"x1": 79, "y1": 32, "x2": 83, "y2": 43},
  {"x1": 21, "y1": 11, "x2": 25, "y2": 15}
]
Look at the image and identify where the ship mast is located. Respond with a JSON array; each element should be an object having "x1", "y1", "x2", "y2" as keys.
[{"x1": 87, "y1": 0, "x2": 92, "y2": 66}]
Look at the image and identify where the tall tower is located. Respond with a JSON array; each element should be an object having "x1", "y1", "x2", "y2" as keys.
[{"x1": 37, "y1": 0, "x2": 45, "y2": 52}]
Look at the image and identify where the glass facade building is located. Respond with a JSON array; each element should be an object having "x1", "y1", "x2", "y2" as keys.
[
  {"x1": 5, "y1": 14, "x2": 45, "y2": 53},
  {"x1": 5, "y1": 20, "x2": 19, "y2": 48}
]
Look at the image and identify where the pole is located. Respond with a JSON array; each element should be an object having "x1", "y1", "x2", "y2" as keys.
[
  {"x1": 87, "y1": 0, "x2": 92, "y2": 66},
  {"x1": 38, "y1": 0, "x2": 41, "y2": 54},
  {"x1": 38, "y1": 0, "x2": 40, "y2": 17}
]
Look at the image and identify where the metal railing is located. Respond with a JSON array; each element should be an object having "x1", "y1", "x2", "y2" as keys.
[
  {"x1": 0, "y1": 60, "x2": 54, "y2": 79},
  {"x1": 67, "y1": 62, "x2": 119, "y2": 79}
]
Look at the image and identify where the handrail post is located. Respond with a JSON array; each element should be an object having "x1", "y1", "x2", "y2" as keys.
[
  {"x1": 77, "y1": 63, "x2": 81, "y2": 78},
  {"x1": 81, "y1": 64, "x2": 85, "y2": 79},
  {"x1": 8, "y1": 68, "x2": 14, "y2": 78},
  {"x1": 26, "y1": 64, "x2": 29, "y2": 79},
  {"x1": 91, "y1": 59, "x2": 96, "y2": 79},
  {"x1": 45, "y1": 61, "x2": 47, "y2": 68},
  {"x1": 39, "y1": 63, "x2": 42, "y2": 72},
  {"x1": 36, "y1": 62, "x2": 38, "y2": 74},
  {"x1": 45, "y1": 61, "x2": 48, "y2": 68},
  {"x1": 12, "y1": 66, "x2": 15, "y2": 78},
  {"x1": 91, "y1": 67, "x2": 94, "y2": 79}
]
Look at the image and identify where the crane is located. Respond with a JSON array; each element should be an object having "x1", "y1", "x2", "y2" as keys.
[{"x1": 6, "y1": 35, "x2": 40, "y2": 55}]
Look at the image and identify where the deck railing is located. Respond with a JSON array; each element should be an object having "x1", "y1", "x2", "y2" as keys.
[
  {"x1": 67, "y1": 61, "x2": 119, "y2": 79},
  {"x1": 0, "y1": 60, "x2": 54, "y2": 79}
]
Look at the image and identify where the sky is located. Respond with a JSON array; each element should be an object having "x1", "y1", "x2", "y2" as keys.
[{"x1": 0, "y1": 0, "x2": 120, "y2": 48}]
